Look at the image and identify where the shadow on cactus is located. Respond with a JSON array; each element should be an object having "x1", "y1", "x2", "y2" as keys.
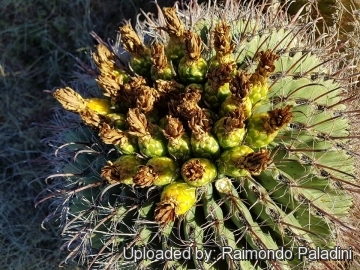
[{"x1": 38, "y1": 0, "x2": 360, "y2": 269}]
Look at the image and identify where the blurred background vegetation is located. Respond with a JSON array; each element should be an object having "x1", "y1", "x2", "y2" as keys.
[{"x1": 0, "y1": 0, "x2": 358, "y2": 269}]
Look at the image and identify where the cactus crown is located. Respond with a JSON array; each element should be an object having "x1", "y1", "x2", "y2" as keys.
[{"x1": 40, "y1": 1, "x2": 360, "y2": 269}]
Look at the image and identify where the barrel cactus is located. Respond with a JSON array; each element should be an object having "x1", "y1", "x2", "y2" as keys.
[{"x1": 39, "y1": 1, "x2": 360, "y2": 269}]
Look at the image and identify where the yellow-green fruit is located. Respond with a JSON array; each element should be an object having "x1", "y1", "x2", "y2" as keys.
[
  {"x1": 103, "y1": 155, "x2": 145, "y2": 185},
  {"x1": 218, "y1": 145, "x2": 253, "y2": 177},
  {"x1": 178, "y1": 57, "x2": 207, "y2": 84},
  {"x1": 85, "y1": 98, "x2": 112, "y2": 115},
  {"x1": 181, "y1": 158, "x2": 217, "y2": 187},
  {"x1": 203, "y1": 82, "x2": 231, "y2": 109},
  {"x1": 138, "y1": 131, "x2": 168, "y2": 158},
  {"x1": 160, "y1": 182, "x2": 196, "y2": 215},
  {"x1": 208, "y1": 55, "x2": 234, "y2": 71},
  {"x1": 105, "y1": 113, "x2": 128, "y2": 130},
  {"x1": 249, "y1": 83, "x2": 269, "y2": 105},
  {"x1": 113, "y1": 69, "x2": 129, "y2": 84},
  {"x1": 214, "y1": 117, "x2": 246, "y2": 149},
  {"x1": 219, "y1": 96, "x2": 252, "y2": 118},
  {"x1": 165, "y1": 40, "x2": 185, "y2": 68},
  {"x1": 147, "y1": 157, "x2": 178, "y2": 186},
  {"x1": 245, "y1": 113, "x2": 278, "y2": 148}
]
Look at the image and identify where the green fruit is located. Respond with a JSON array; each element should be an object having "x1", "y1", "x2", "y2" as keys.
[
  {"x1": 133, "y1": 156, "x2": 178, "y2": 187},
  {"x1": 138, "y1": 132, "x2": 168, "y2": 157},
  {"x1": 245, "y1": 105, "x2": 293, "y2": 148},
  {"x1": 214, "y1": 108, "x2": 246, "y2": 149},
  {"x1": 190, "y1": 132, "x2": 220, "y2": 159},
  {"x1": 163, "y1": 115, "x2": 192, "y2": 161},
  {"x1": 218, "y1": 145, "x2": 254, "y2": 177},
  {"x1": 203, "y1": 62, "x2": 235, "y2": 108},
  {"x1": 167, "y1": 133, "x2": 192, "y2": 161},
  {"x1": 178, "y1": 31, "x2": 208, "y2": 83},
  {"x1": 154, "y1": 181, "x2": 197, "y2": 225},
  {"x1": 101, "y1": 155, "x2": 145, "y2": 185},
  {"x1": 181, "y1": 158, "x2": 217, "y2": 187},
  {"x1": 178, "y1": 57, "x2": 207, "y2": 83}
]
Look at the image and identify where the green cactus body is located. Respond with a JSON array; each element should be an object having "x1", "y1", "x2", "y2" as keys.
[
  {"x1": 211, "y1": 180, "x2": 291, "y2": 270},
  {"x1": 46, "y1": 1, "x2": 360, "y2": 269},
  {"x1": 183, "y1": 207, "x2": 213, "y2": 269},
  {"x1": 202, "y1": 183, "x2": 261, "y2": 270}
]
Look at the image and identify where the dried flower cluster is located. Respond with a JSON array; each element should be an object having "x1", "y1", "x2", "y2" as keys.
[{"x1": 40, "y1": 1, "x2": 360, "y2": 269}]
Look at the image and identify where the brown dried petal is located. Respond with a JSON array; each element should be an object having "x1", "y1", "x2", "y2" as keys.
[
  {"x1": 154, "y1": 200, "x2": 176, "y2": 225},
  {"x1": 230, "y1": 71, "x2": 252, "y2": 98},
  {"x1": 96, "y1": 73, "x2": 122, "y2": 97},
  {"x1": 128, "y1": 76, "x2": 147, "y2": 92},
  {"x1": 156, "y1": 80, "x2": 184, "y2": 105},
  {"x1": 101, "y1": 162, "x2": 120, "y2": 184},
  {"x1": 213, "y1": 21, "x2": 235, "y2": 56},
  {"x1": 207, "y1": 62, "x2": 236, "y2": 88},
  {"x1": 136, "y1": 86, "x2": 158, "y2": 113},
  {"x1": 53, "y1": 87, "x2": 87, "y2": 112},
  {"x1": 224, "y1": 107, "x2": 246, "y2": 131},
  {"x1": 127, "y1": 108, "x2": 149, "y2": 137},
  {"x1": 79, "y1": 109, "x2": 104, "y2": 128},
  {"x1": 162, "y1": 7, "x2": 184, "y2": 37},
  {"x1": 119, "y1": 24, "x2": 147, "y2": 57},
  {"x1": 265, "y1": 105, "x2": 293, "y2": 133},
  {"x1": 133, "y1": 165, "x2": 157, "y2": 187},
  {"x1": 99, "y1": 123, "x2": 129, "y2": 145},
  {"x1": 164, "y1": 115, "x2": 185, "y2": 139},
  {"x1": 151, "y1": 43, "x2": 168, "y2": 70},
  {"x1": 184, "y1": 31, "x2": 203, "y2": 61},
  {"x1": 254, "y1": 50, "x2": 279, "y2": 79},
  {"x1": 241, "y1": 150, "x2": 271, "y2": 175},
  {"x1": 188, "y1": 109, "x2": 212, "y2": 138},
  {"x1": 171, "y1": 89, "x2": 202, "y2": 119},
  {"x1": 92, "y1": 44, "x2": 115, "y2": 71},
  {"x1": 182, "y1": 159, "x2": 205, "y2": 182},
  {"x1": 156, "y1": 80, "x2": 184, "y2": 94}
]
